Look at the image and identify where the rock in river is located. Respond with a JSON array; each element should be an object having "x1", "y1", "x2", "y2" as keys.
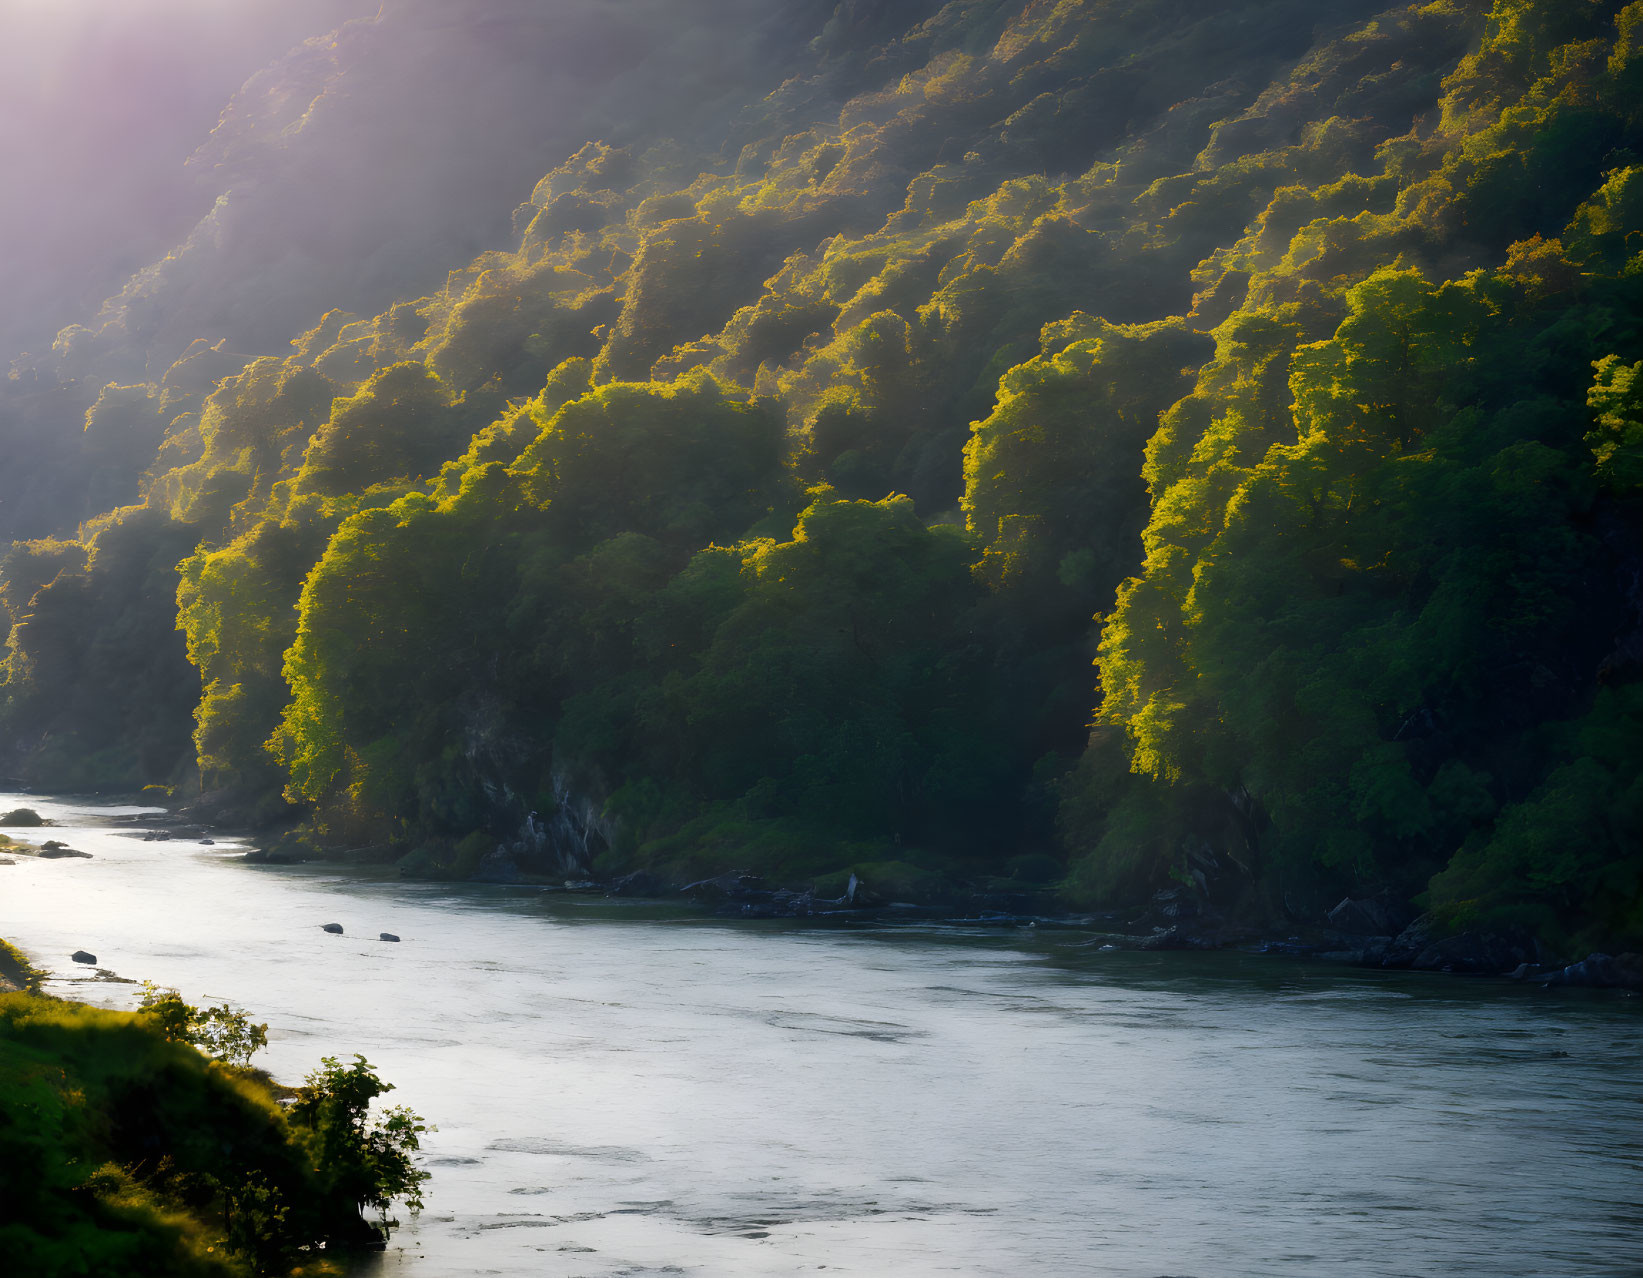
[
  {"x1": 38, "y1": 843, "x2": 91, "y2": 859},
  {"x1": 71, "y1": 950, "x2": 96, "y2": 964},
  {"x1": 379, "y1": 932, "x2": 401, "y2": 942},
  {"x1": 322, "y1": 923, "x2": 344, "y2": 935}
]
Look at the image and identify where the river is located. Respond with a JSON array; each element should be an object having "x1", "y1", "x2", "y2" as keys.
[{"x1": 0, "y1": 792, "x2": 1637, "y2": 1277}]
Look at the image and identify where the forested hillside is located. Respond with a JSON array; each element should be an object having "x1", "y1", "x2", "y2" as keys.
[{"x1": 2, "y1": 0, "x2": 1639, "y2": 953}]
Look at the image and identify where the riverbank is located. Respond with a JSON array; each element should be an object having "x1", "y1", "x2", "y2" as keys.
[
  {"x1": 81, "y1": 796, "x2": 1636, "y2": 994},
  {"x1": 0, "y1": 958, "x2": 345, "y2": 1277},
  {"x1": 0, "y1": 935, "x2": 43, "y2": 992}
]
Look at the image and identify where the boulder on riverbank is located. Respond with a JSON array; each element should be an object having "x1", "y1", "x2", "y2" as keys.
[
  {"x1": 243, "y1": 846, "x2": 307, "y2": 865},
  {"x1": 1540, "y1": 952, "x2": 1643, "y2": 990},
  {"x1": 1381, "y1": 913, "x2": 1536, "y2": 974}
]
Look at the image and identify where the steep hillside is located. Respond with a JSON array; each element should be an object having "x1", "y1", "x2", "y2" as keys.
[
  {"x1": 3, "y1": 0, "x2": 1639, "y2": 953},
  {"x1": 0, "y1": 0, "x2": 842, "y2": 540}
]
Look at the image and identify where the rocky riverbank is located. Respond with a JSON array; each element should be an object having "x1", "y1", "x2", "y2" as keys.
[
  {"x1": 115, "y1": 798, "x2": 1643, "y2": 993},
  {"x1": 1112, "y1": 884, "x2": 1643, "y2": 992}
]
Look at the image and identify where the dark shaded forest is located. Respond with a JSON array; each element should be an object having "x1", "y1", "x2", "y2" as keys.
[{"x1": 1, "y1": 0, "x2": 1639, "y2": 954}]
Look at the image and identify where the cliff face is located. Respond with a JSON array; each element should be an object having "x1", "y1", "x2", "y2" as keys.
[{"x1": 472, "y1": 779, "x2": 619, "y2": 883}]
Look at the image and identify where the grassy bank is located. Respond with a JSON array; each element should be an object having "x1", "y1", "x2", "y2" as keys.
[{"x1": 0, "y1": 944, "x2": 425, "y2": 1275}]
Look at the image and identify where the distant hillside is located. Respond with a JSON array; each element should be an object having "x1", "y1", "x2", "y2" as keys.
[
  {"x1": 0, "y1": 0, "x2": 372, "y2": 364},
  {"x1": 0, "y1": 0, "x2": 839, "y2": 540}
]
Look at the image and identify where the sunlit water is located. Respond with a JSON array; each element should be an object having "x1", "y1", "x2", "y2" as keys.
[{"x1": 0, "y1": 793, "x2": 1638, "y2": 1277}]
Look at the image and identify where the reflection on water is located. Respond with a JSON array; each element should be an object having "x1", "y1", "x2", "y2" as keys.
[{"x1": 0, "y1": 793, "x2": 1639, "y2": 1277}]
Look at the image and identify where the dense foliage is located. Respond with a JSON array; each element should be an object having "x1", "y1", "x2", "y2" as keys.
[
  {"x1": 138, "y1": 982, "x2": 271, "y2": 1069},
  {"x1": 1, "y1": 0, "x2": 1640, "y2": 948},
  {"x1": 0, "y1": 984, "x2": 426, "y2": 1276}
]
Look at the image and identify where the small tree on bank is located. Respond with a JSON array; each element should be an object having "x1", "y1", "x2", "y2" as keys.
[
  {"x1": 289, "y1": 1053, "x2": 430, "y2": 1246},
  {"x1": 136, "y1": 985, "x2": 429, "y2": 1264},
  {"x1": 137, "y1": 982, "x2": 269, "y2": 1066}
]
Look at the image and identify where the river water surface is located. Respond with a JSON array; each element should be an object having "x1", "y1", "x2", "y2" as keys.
[{"x1": 0, "y1": 793, "x2": 1638, "y2": 1277}]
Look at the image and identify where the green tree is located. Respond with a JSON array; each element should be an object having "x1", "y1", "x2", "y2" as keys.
[
  {"x1": 137, "y1": 983, "x2": 269, "y2": 1068},
  {"x1": 288, "y1": 1054, "x2": 429, "y2": 1245},
  {"x1": 1587, "y1": 354, "x2": 1643, "y2": 492},
  {"x1": 297, "y1": 362, "x2": 467, "y2": 496}
]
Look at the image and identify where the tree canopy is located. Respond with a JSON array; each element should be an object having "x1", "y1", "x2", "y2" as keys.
[{"x1": 0, "y1": 0, "x2": 1639, "y2": 949}]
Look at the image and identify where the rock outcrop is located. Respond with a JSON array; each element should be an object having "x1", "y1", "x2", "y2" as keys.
[
  {"x1": 1326, "y1": 893, "x2": 1415, "y2": 937},
  {"x1": 1381, "y1": 913, "x2": 1536, "y2": 974},
  {"x1": 471, "y1": 843, "x2": 523, "y2": 883}
]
